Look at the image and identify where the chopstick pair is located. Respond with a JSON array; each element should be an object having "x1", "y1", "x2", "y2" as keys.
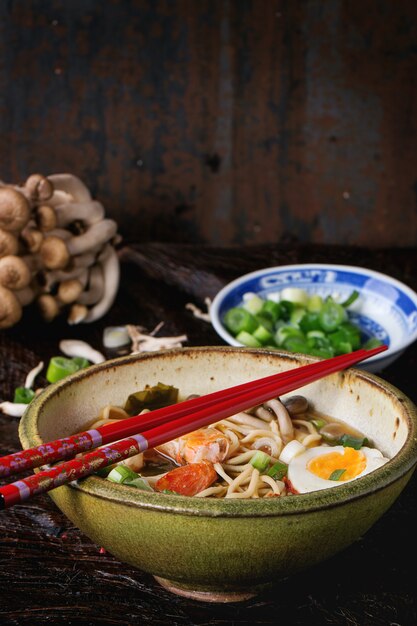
[{"x1": 0, "y1": 344, "x2": 387, "y2": 509}]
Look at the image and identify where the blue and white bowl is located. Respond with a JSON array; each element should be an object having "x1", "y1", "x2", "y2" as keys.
[{"x1": 210, "y1": 264, "x2": 417, "y2": 372}]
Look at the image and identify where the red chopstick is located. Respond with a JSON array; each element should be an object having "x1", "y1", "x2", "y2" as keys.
[{"x1": 0, "y1": 345, "x2": 386, "y2": 509}]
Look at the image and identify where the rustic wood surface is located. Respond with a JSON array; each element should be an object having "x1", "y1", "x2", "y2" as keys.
[
  {"x1": 0, "y1": 243, "x2": 416, "y2": 625},
  {"x1": 1, "y1": 1, "x2": 417, "y2": 248}
]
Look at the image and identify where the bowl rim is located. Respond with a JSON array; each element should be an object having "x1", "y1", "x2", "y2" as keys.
[
  {"x1": 19, "y1": 347, "x2": 417, "y2": 518},
  {"x1": 210, "y1": 263, "x2": 417, "y2": 362}
]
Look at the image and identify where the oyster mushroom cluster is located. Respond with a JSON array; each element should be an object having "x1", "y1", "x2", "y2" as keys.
[{"x1": 0, "y1": 173, "x2": 120, "y2": 329}]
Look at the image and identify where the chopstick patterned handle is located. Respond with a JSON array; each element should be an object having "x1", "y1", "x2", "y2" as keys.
[
  {"x1": 0, "y1": 429, "x2": 104, "y2": 478},
  {"x1": 0, "y1": 434, "x2": 149, "y2": 510}
]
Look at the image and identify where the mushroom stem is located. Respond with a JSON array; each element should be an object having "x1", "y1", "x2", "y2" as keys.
[
  {"x1": 54, "y1": 201, "x2": 105, "y2": 227},
  {"x1": 80, "y1": 245, "x2": 120, "y2": 323},
  {"x1": 77, "y1": 263, "x2": 104, "y2": 305},
  {"x1": 47, "y1": 173, "x2": 92, "y2": 203},
  {"x1": 59, "y1": 339, "x2": 105, "y2": 364},
  {"x1": 24, "y1": 361, "x2": 44, "y2": 389},
  {"x1": 67, "y1": 219, "x2": 118, "y2": 256},
  {"x1": 264, "y1": 398, "x2": 294, "y2": 444},
  {"x1": 0, "y1": 401, "x2": 28, "y2": 417}
]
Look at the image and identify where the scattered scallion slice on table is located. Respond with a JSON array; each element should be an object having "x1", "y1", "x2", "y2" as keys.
[
  {"x1": 13, "y1": 387, "x2": 36, "y2": 404},
  {"x1": 46, "y1": 355, "x2": 91, "y2": 383}
]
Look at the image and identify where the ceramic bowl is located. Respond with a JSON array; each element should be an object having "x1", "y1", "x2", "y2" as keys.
[
  {"x1": 210, "y1": 263, "x2": 417, "y2": 372},
  {"x1": 19, "y1": 347, "x2": 417, "y2": 603}
]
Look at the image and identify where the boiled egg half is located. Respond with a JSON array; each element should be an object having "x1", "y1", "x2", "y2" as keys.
[{"x1": 287, "y1": 445, "x2": 389, "y2": 493}]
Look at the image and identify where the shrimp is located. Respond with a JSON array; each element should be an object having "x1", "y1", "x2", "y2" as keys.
[
  {"x1": 155, "y1": 428, "x2": 230, "y2": 465},
  {"x1": 155, "y1": 462, "x2": 218, "y2": 496}
]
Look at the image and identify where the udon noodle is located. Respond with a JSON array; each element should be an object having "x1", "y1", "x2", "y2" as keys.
[{"x1": 90, "y1": 390, "x2": 388, "y2": 499}]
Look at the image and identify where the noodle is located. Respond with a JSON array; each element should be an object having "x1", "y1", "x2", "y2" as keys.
[{"x1": 90, "y1": 392, "x2": 373, "y2": 500}]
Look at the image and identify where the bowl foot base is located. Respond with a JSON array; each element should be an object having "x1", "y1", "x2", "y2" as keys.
[{"x1": 154, "y1": 576, "x2": 257, "y2": 603}]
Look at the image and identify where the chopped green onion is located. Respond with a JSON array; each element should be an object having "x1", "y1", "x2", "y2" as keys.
[
  {"x1": 220, "y1": 287, "x2": 381, "y2": 360},
  {"x1": 223, "y1": 307, "x2": 258, "y2": 335},
  {"x1": 46, "y1": 356, "x2": 81, "y2": 383},
  {"x1": 250, "y1": 450, "x2": 271, "y2": 472},
  {"x1": 124, "y1": 476, "x2": 154, "y2": 492},
  {"x1": 71, "y1": 357, "x2": 90, "y2": 370},
  {"x1": 311, "y1": 418, "x2": 327, "y2": 430},
  {"x1": 13, "y1": 387, "x2": 35, "y2": 404},
  {"x1": 261, "y1": 299, "x2": 281, "y2": 322},
  {"x1": 243, "y1": 295, "x2": 264, "y2": 315},
  {"x1": 252, "y1": 324, "x2": 274, "y2": 345},
  {"x1": 329, "y1": 468, "x2": 346, "y2": 481},
  {"x1": 266, "y1": 461, "x2": 288, "y2": 480},
  {"x1": 339, "y1": 434, "x2": 369, "y2": 450},
  {"x1": 318, "y1": 299, "x2": 347, "y2": 332},
  {"x1": 107, "y1": 465, "x2": 139, "y2": 484},
  {"x1": 307, "y1": 294, "x2": 324, "y2": 313},
  {"x1": 235, "y1": 330, "x2": 262, "y2": 347}
]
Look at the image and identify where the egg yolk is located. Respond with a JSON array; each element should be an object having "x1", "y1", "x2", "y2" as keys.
[{"x1": 308, "y1": 447, "x2": 366, "y2": 481}]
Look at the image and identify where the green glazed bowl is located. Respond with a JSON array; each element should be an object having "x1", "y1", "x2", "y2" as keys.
[{"x1": 19, "y1": 347, "x2": 417, "y2": 602}]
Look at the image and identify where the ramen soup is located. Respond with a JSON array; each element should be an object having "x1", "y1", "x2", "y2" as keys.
[{"x1": 89, "y1": 385, "x2": 390, "y2": 498}]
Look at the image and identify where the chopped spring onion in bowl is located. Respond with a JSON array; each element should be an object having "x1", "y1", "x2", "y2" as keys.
[
  {"x1": 208, "y1": 263, "x2": 417, "y2": 372},
  {"x1": 219, "y1": 288, "x2": 380, "y2": 358}
]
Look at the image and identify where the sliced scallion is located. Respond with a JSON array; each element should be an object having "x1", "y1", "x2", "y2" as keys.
[
  {"x1": 250, "y1": 450, "x2": 271, "y2": 472},
  {"x1": 107, "y1": 465, "x2": 139, "y2": 484},
  {"x1": 329, "y1": 468, "x2": 346, "y2": 481},
  {"x1": 13, "y1": 387, "x2": 35, "y2": 404},
  {"x1": 339, "y1": 434, "x2": 369, "y2": 450},
  {"x1": 266, "y1": 461, "x2": 288, "y2": 480}
]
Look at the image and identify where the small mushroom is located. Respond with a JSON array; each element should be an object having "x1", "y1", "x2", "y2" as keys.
[
  {"x1": 0, "y1": 187, "x2": 31, "y2": 232},
  {"x1": 0, "y1": 228, "x2": 19, "y2": 258},
  {"x1": 34, "y1": 204, "x2": 57, "y2": 232},
  {"x1": 23, "y1": 173, "x2": 54, "y2": 202},
  {"x1": 20, "y1": 224, "x2": 44, "y2": 253},
  {"x1": 283, "y1": 395, "x2": 309, "y2": 416},
  {"x1": 47, "y1": 173, "x2": 92, "y2": 203},
  {"x1": 57, "y1": 271, "x2": 88, "y2": 304},
  {"x1": 37, "y1": 294, "x2": 61, "y2": 322},
  {"x1": 67, "y1": 303, "x2": 88, "y2": 324},
  {"x1": 0, "y1": 285, "x2": 22, "y2": 328},
  {"x1": 39, "y1": 220, "x2": 117, "y2": 270},
  {"x1": 0, "y1": 255, "x2": 32, "y2": 290}
]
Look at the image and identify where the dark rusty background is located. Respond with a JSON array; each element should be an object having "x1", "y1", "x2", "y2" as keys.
[{"x1": 0, "y1": 0, "x2": 417, "y2": 247}]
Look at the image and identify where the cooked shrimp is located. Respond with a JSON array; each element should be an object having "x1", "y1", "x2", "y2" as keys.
[
  {"x1": 155, "y1": 427, "x2": 230, "y2": 465},
  {"x1": 155, "y1": 462, "x2": 218, "y2": 496}
]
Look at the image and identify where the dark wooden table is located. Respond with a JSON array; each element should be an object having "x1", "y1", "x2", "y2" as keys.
[{"x1": 1, "y1": 243, "x2": 416, "y2": 626}]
